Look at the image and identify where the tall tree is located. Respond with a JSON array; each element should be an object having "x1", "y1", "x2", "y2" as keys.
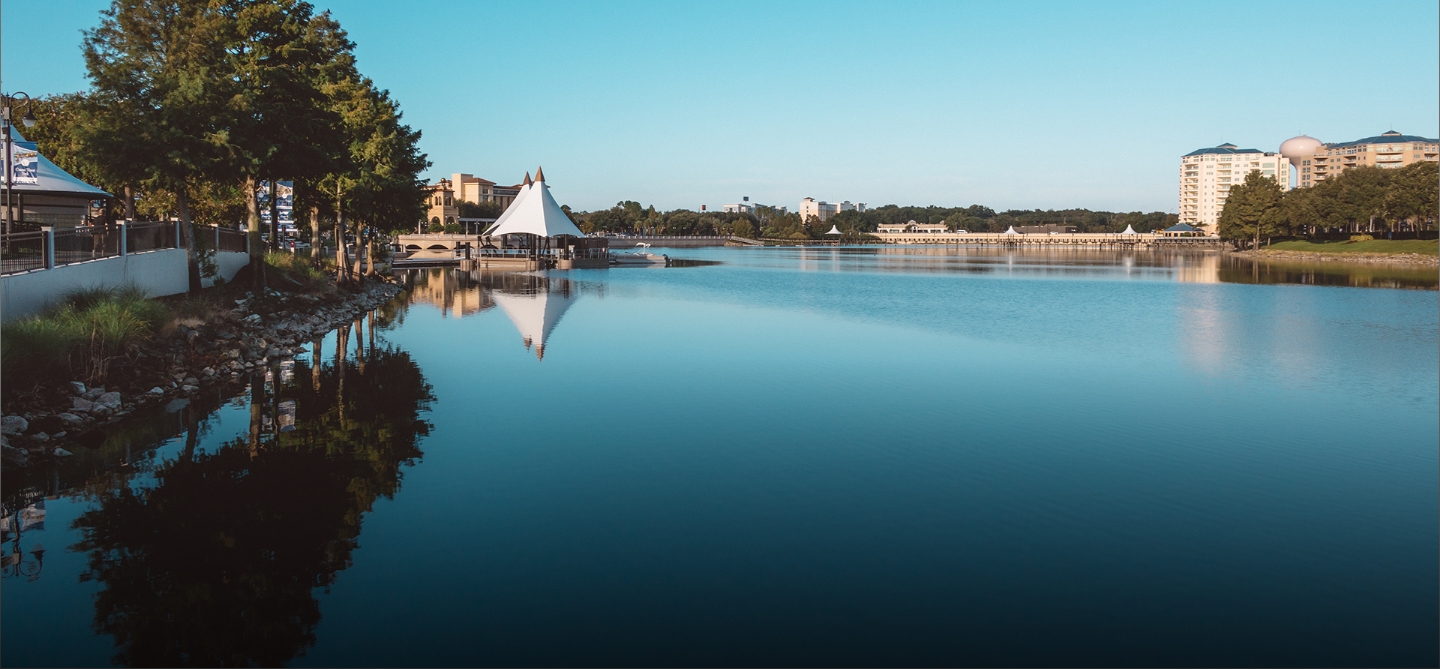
[
  {"x1": 82, "y1": 0, "x2": 233, "y2": 294},
  {"x1": 219, "y1": 0, "x2": 349, "y2": 287},
  {"x1": 1218, "y1": 171, "x2": 1285, "y2": 249}
]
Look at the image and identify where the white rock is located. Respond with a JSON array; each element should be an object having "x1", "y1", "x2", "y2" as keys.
[
  {"x1": 32, "y1": 432, "x2": 49, "y2": 442},
  {"x1": 1, "y1": 415, "x2": 28, "y2": 435},
  {"x1": 83, "y1": 386, "x2": 106, "y2": 400},
  {"x1": 149, "y1": 387, "x2": 165, "y2": 395},
  {"x1": 58, "y1": 413, "x2": 84, "y2": 427},
  {"x1": 95, "y1": 391, "x2": 123, "y2": 411},
  {"x1": 53, "y1": 447, "x2": 73, "y2": 457},
  {"x1": 68, "y1": 381, "x2": 87, "y2": 395}
]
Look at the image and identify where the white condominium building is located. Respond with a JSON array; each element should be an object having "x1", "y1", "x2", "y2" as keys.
[
  {"x1": 800, "y1": 197, "x2": 866, "y2": 223},
  {"x1": 1178, "y1": 144, "x2": 1289, "y2": 232}
]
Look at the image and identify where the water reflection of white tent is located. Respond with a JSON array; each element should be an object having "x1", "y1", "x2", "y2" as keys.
[
  {"x1": 490, "y1": 283, "x2": 577, "y2": 361},
  {"x1": 485, "y1": 167, "x2": 584, "y2": 238}
]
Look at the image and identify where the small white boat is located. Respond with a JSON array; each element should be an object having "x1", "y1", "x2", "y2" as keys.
[{"x1": 610, "y1": 251, "x2": 670, "y2": 266}]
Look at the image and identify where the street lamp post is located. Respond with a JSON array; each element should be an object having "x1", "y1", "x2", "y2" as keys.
[{"x1": 2, "y1": 92, "x2": 38, "y2": 236}]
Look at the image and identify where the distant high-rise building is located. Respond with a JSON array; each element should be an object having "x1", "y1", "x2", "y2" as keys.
[
  {"x1": 722, "y1": 196, "x2": 787, "y2": 215},
  {"x1": 1178, "y1": 144, "x2": 1289, "y2": 232},
  {"x1": 1281, "y1": 131, "x2": 1439, "y2": 189},
  {"x1": 799, "y1": 197, "x2": 866, "y2": 223}
]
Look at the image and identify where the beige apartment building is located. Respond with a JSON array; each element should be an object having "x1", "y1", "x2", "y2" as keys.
[
  {"x1": 799, "y1": 197, "x2": 866, "y2": 223},
  {"x1": 1178, "y1": 144, "x2": 1289, "y2": 232},
  {"x1": 451, "y1": 173, "x2": 522, "y2": 210},
  {"x1": 1289, "y1": 131, "x2": 1439, "y2": 188}
]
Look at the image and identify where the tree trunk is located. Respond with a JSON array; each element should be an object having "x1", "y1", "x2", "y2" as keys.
[
  {"x1": 245, "y1": 175, "x2": 265, "y2": 290},
  {"x1": 310, "y1": 204, "x2": 322, "y2": 266},
  {"x1": 364, "y1": 224, "x2": 376, "y2": 277},
  {"x1": 174, "y1": 186, "x2": 203, "y2": 295},
  {"x1": 268, "y1": 178, "x2": 281, "y2": 253},
  {"x1": 335, "y1": 181, "x2": 350, "y2": 285},
  {"x1": 123, "y1": 184, "x2": 135, "y2": 220}
]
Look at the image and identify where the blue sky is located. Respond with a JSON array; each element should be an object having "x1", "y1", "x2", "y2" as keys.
[{"x1": 4, "y1": 0, "x2": 1437, "y2": 212}]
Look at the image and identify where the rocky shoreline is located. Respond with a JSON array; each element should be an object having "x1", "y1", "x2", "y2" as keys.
[
  {"x1": 2, "y1": 278, "x2": 402, "y2": 468},
  {"x1": 1228, "y1": 249, "x2": 1440, "y2": 266}
]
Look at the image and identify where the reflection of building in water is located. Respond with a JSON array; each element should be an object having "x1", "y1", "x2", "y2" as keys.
[
  {"x1": 398, "y1": 269, "x2": 583, "y2": 359},
  {"x1": 407, "y1": 267, "x2": 495, "y2": 317},
  {"x1": 486, "y1": 273, "x2": 578, "y2": 361},
  {"x1": 1175, "y1": 253, "x2": 1220, "y2": 284}
]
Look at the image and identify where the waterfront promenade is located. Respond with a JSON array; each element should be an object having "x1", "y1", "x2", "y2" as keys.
[{"x1": 872, "y1": 231, "x2": 1224, "y2": 247}]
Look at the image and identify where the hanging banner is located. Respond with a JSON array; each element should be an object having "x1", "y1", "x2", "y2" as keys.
[{"x1": 6, "y1": 141, "x2": 38, "y2": 185}]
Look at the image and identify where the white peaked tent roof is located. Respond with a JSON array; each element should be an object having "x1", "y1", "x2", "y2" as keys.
[
  {"x1": 825, "y1": 225, "x2": 842, "y2": 235},
  {"x1": 1003, "y1": 226, "x2": 1020, "y2": 235},
  {"x1": 8, "y1": 130, "x2": 110, "y2": 198},
  {"x1": 491, "y1": 285, "x2": 577, "y2": 361},
  {"x1": 486, "y1": 168, "x2": 585, "y2": 238},
  {"x1": 1120, "y1": 224, "x2": 1138, "y2": 235}
]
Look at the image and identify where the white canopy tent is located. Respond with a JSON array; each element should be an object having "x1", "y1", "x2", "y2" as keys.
[
  {"x1": 1003, "y1": 226, "x2": 1020, "y2": 235},
  {"x1": 825, "y1": 225, "x2": 841, "y2": 235},
  {"x1": 485, "y1": 167, "x2": 584, "y2": 238},
  {"x1": 5, "y1": 129, "x2": 110, "y2": 228},
  {"x1": 6, "y1": 130, "x2": 109, "y2": 199},
  {"x1": 1120, "y1": 224, "x2": 1138, "y2": 235}
]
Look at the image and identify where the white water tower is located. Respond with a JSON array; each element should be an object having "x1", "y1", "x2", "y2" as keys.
[{"x1": 1279, "y1": 135, "x2": 1323, "y2": 188}]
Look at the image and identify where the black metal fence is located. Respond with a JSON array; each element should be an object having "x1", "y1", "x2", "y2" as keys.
[
  {"x1": 53, "y1": 226, "x2": 122, "y2": 266},
  {"x1": 1, "y1": 230, "x2": 48, "y2": 275},
  {"x1": 217, "y1": 227, "x2": 248, "y2": 253},
  {"x1": 126, "y1": 221, "x2": 177, "y2": 253}
]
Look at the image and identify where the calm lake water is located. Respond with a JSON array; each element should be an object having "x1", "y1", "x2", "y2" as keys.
[{"x1": 3, "y1": 247, "x2": 1437, "y2": 667}]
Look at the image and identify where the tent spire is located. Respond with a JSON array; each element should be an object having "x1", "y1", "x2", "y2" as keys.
[
  {"x1": 522, "y1": 172, "x2": 532, "y2": 186},
  {"x1": 534, "y1": 166, "x2": 545, "y2": 183}
]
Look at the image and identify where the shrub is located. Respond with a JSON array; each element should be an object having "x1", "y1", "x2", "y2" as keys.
[
  {"x1": 1349, "y1": 234, "x2": 1374, "y2": 242},
  {"x1": 265, "y1": 251, "x2": 327, "y2": 286},
  {"x1": 1, "y1": 285, "x2": 169, "y2": 390}
]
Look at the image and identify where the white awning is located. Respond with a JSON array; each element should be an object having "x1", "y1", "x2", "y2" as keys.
[{"x1": 486, "y1": 167, "x2": 584, "y2": 238}]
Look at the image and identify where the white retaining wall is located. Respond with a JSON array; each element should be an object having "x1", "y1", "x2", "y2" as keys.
[{"x1": 1, "y1": 250, "x2": 250, "y2": 322}]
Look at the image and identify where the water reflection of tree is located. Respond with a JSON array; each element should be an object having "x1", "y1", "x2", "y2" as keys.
[{"x1": 71, "y1": 322, "x2": 433, "y2": 667}]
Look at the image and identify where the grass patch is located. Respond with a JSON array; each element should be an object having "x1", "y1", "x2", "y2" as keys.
[
  {"x1": 1265, "y1": 239, "x2": 1440, "y2": 255},
  {"x1": 2, "y1": 286, "x2": 171, "y2": 391},
  {"x1": 265, "y1": 251, "x2": 330, "y2": 287}
]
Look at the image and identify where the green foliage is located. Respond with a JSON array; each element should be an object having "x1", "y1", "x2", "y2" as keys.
[
  {"x1": 1349, "y1": 234, "x2": 1374, "y2": 242},
  {"x1": 427, "y1": 220, "x2": 443, "y2": 233},
  {"x1": 443, "y1": 222, "x2": 462, "y2": 234},
  {"x1": 1222, "y1": 161, "x2": 1438, "y2": 241},
  {"x1": 1218, "y1": 171, "x2": 1286, "y2": 246},
  {"x1": 1, "y1": 286, "x2": 170, "y2": 389},
  {"x1": 265, "y1": 251, "x2": 327, "y2": 286},
  {"x1": 567, "y1": 200, "x2": 1176, "y2": 240},
  {"x1": 458, "y1": 200, "x2": 502, "y2": 219}
]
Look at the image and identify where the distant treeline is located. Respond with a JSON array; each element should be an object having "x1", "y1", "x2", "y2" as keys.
[
  {"x1": 564, "y1": 201, "x2": 1179, "y2": 240},
  {"x1": 1220, "y1": 162, "x2": 1438, "y2": 248}
]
